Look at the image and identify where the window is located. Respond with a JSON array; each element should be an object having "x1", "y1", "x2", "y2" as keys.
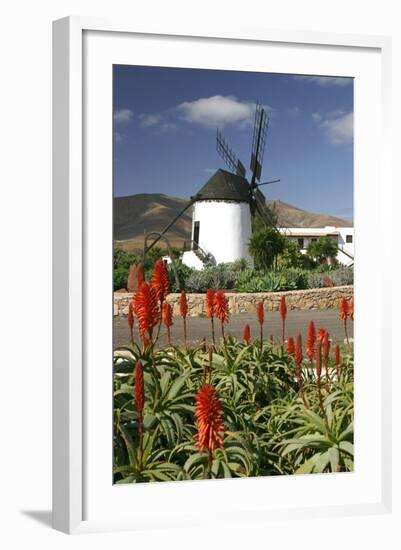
[
  {"x1": 346, "y1": 234, "x2": 353, "y2": 243},
  {"x1": 297, "y1": 238, "x2": 304, "y2": 249},
  {"x1": 311, "y1": 238, "x2": 317, "y2": 243},
  {"x1": 193, "y1": 221, "x2": 200, "y2": 249}
]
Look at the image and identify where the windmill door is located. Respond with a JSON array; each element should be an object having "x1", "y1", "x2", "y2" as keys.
[{"x1": 193, "y1": 221, "x2": 200, "y2": 250}]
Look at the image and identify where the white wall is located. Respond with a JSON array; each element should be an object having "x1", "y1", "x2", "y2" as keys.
[
  {"x1": 191, "y1": 200, "x2": 252, "y2": 264},
  {"x1": 337, "y1": 227, "x2": 354, "y2": 265}
]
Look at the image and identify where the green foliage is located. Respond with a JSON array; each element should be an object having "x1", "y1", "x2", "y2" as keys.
[
  {"x1": 248, "y1": 227, "x2": 286, "y2": 269},
  {"x1": 167, "y1": 262, "x2": 194, "y2": 292},
  {"x1": 307, "y1": 266, "x2": 353, "y2": 289},
  {"x1": 276, "y1": 238, "x2": 305, "y2": 269},
  {"x1": 235, "y1": 268, "x2": 309, "y2": 292},
  {"x1": 114, "y1": 249, "x2": 139, "y2": 270},
  {"x1": 185, "y1": 263, "x2": 240, "y2": 293},
  {"x1": 307, "y1": 236, "x2": 339, "y2": 264},
  {"x1": 144, "y1": 246, "x2": 165, "y2": 270},
  {"x1": 114, "y1": 337, "x2": 354, "y2": 483},
  {"x1": 113, "y1": 249, "x2": 140, "y2": 290},
  {"x1": 113, "y1": 267, "x2": 129, "y2": 291}
]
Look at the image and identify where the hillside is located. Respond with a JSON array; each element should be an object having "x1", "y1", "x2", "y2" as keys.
[{"x1": 114, "y1": 193, "x2": 352, "y2": 252}]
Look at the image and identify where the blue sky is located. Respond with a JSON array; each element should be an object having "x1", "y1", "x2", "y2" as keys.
[{"x1": 113, "y1": 66, "x2": 353, "y2": 221}]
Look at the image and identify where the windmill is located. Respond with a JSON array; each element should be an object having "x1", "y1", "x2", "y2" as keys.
[
  {"x1": 216, "y1": 102, "x2": 280, "y2": 228},
  {"x1": 143, "y1": 102, "x2": 280, "y2": 270}
]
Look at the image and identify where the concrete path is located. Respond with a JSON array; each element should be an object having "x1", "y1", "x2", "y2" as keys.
[{"x1": 113, "y1": 309, "x2": 353, "y2": 350}]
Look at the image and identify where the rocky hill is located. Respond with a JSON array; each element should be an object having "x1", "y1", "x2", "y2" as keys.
[{"x1": 114, "y1": 193, "x2": 352, "y2": 251}]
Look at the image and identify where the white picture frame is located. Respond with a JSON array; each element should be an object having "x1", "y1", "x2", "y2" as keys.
[{"x1": 52, "y1": 16, "x2": 393, "y2": 535}]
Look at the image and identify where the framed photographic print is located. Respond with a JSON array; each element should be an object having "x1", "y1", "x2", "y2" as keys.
[{"x1": 52, "y1": 17, "x2": 392, "y2": 534}]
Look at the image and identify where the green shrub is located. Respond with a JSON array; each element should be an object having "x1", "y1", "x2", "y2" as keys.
[
  {"x1": 330, "y1": 266, "x2": 354, "y2": 286},
  {"x1": 113, "y1": 267, "x2": 129, "y2": 291},
  {"x1": 167, "y1": 262, "x2": 194, "y2": 292},
  {"x1": 113, "y1": 249, "x2": 139, "y2": 270},
  {"x1": 235, "y1": 268, "x2": 309, "y2": 293},
  {"x1": 307, "y1": 266, "x2": 353, "y2": 289},
  {"x1": 185, "y1": 264, "x2": 239, "y2": 292}
]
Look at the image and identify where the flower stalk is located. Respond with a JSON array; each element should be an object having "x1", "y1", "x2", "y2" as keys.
[
  {"x1": 206, "y1": 289, "x2": 216, "y2": 346},
  {"x1": 134, "y1": 360, "x2": 144, "y2": 471},
  {"x1": 280, "y1": 296, "x2": 287, "y2": 346},
  {"x1": 257, "y1": 301, "x2": 264, "y2": 351},
  {"x1": 295, "y1": 334, "x2": 308, "y2": 408},
  {"x1": 179, "y1": 290, "x2": 188, "y2": 349}
]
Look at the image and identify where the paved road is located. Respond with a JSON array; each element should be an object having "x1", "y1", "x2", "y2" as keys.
[{"x1": 113, "y1": 309, "x2": 353, "y2": 350}]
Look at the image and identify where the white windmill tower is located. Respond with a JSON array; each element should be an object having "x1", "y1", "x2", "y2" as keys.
[{"x1": 143, "y1": 103, "x2": 280, "y2": 274}]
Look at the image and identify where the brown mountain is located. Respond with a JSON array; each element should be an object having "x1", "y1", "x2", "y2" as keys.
[{"x1": 114, "y1": 193, "x2": 352, "y2": 252}]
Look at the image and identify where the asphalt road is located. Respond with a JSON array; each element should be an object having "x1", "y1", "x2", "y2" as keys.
[{"x1": 113, "y1": 309, "x2": 353, "y2": 350}]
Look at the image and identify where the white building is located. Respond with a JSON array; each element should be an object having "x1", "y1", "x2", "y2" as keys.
[
  {"x1": 182, "y1": 169, "x2": 253, "y2": 269},
  {"x1": 278, "y1": 226, "x2": 354, "y2": 266}
]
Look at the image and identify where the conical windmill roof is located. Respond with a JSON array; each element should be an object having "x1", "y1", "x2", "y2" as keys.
[{"x1": 193, "y1": 169, "x2": 251, "y2": 203}]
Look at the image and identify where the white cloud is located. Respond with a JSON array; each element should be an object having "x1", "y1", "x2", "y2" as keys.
[
  {"x1": 114, "y1": 109, "x2": 133, "y2": 123},
  {"x1": 139, "y1": 113, "x2": 162, "y2": 127},
  {"x1": 177, "y1": 95, "x2": 267, "y2": 128},
  {"x1": 313, "y1": 111, "x2": 353, "y2": 144},
  {"x1": 294, "y1": 75, "x2": 352, "y2": 87}
]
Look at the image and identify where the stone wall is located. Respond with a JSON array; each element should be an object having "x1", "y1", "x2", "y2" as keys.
[{"x1": 114, "y1": 286, "x2": 353, "y2": 317}]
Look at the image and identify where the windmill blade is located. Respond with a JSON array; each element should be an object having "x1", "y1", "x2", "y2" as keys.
[
  {"x1": 256, "y1": 178, "x2": 280, "y2": 187},
  {"x1": 144, "y1": 195, "x2": 198, "y2": 253},
  {"x1": 250, "y1": 103, "x2": 269, "y2": 185},
  {"x1": 216, "y1": 129, "x2": 246, "y2": 177},
  {"x1": 252, "y1": 188, "x2": 278, "y2": 228}
]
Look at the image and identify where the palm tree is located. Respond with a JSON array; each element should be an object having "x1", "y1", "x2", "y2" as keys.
[
  {"x1": 248, "y1": 227, "x2": 285, "y2": 270},
  {"x1": 307, "y1": 236, "x2": 338, "y2": 265}
]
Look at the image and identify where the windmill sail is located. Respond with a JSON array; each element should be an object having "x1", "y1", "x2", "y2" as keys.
[{"x1": 250, "y1": 103, "x2": 269, "y2": 185}]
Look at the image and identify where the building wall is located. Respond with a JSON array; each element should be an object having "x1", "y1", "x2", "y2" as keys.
[{"x1": 190, "y1": 200, "x2": 252, "y2": 264}]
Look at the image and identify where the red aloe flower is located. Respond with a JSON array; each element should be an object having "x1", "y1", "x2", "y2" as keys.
[
  {"x1": 287, "y1": 336, "x2": 295, "y2": 356},
  {"x1": 334, "y1": 343, "x2": 341, "y2": 379},
  {"x1": 306, "y1": 320, "x2": 316, "y2": 362},
  {"x1": 215, "y1": 291, "x2": 229, "y2": 340},
  {"x1": 317, "y1": 327, "x2": 326, "y2": 344},
  {"x1": 179, "y1": 290, "x2": 188, "y2": 318},
  {"x1": 134, "y1": 360, "x2": 144, "y2": 469},
  {"x1": 243, "y1": 324, "x2": 251, "y2": 345},
  {"x1": 206, "y1": 288, "x2": 216, "y2": 318},
  {"x1": 194, "y1": 384, "x2": 224, "y2": 456},
  {"x1": 152, "y1": 259, "x2": 170, "y2": 303},
  {"x1": 280, "y1": 296, "x2": 287, "y2": 345},
  {"x1": 179, "y1": 290, "x2": 188, "y2": 349},
  {"x1": 350, "y1": 300, "x2": 354, "y2": 321},
  {"x1": 206, "y1": 289, "x2": 216, "y2": 346},
  {"x1": 340, "y1": 298, "x2": 349, "y2": 321},
  {"x1": 257, "y1": 301, "x2": 264, "y2": 350},
  {"x1": 257, "y1": 301, "x2": 264, "y2": 325},
  {"x1": 133, "y1": 282, "x2": 160, "y2": 341},
  {"x1": 127, "y1": 300, "x2": 135, "y2": 344},
  {"x1": 340, "y1": 298, "x2": 350, "y2": 345},
  {"x1": 162, "y1": 301, "x2": 174, "y2": 346}
]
